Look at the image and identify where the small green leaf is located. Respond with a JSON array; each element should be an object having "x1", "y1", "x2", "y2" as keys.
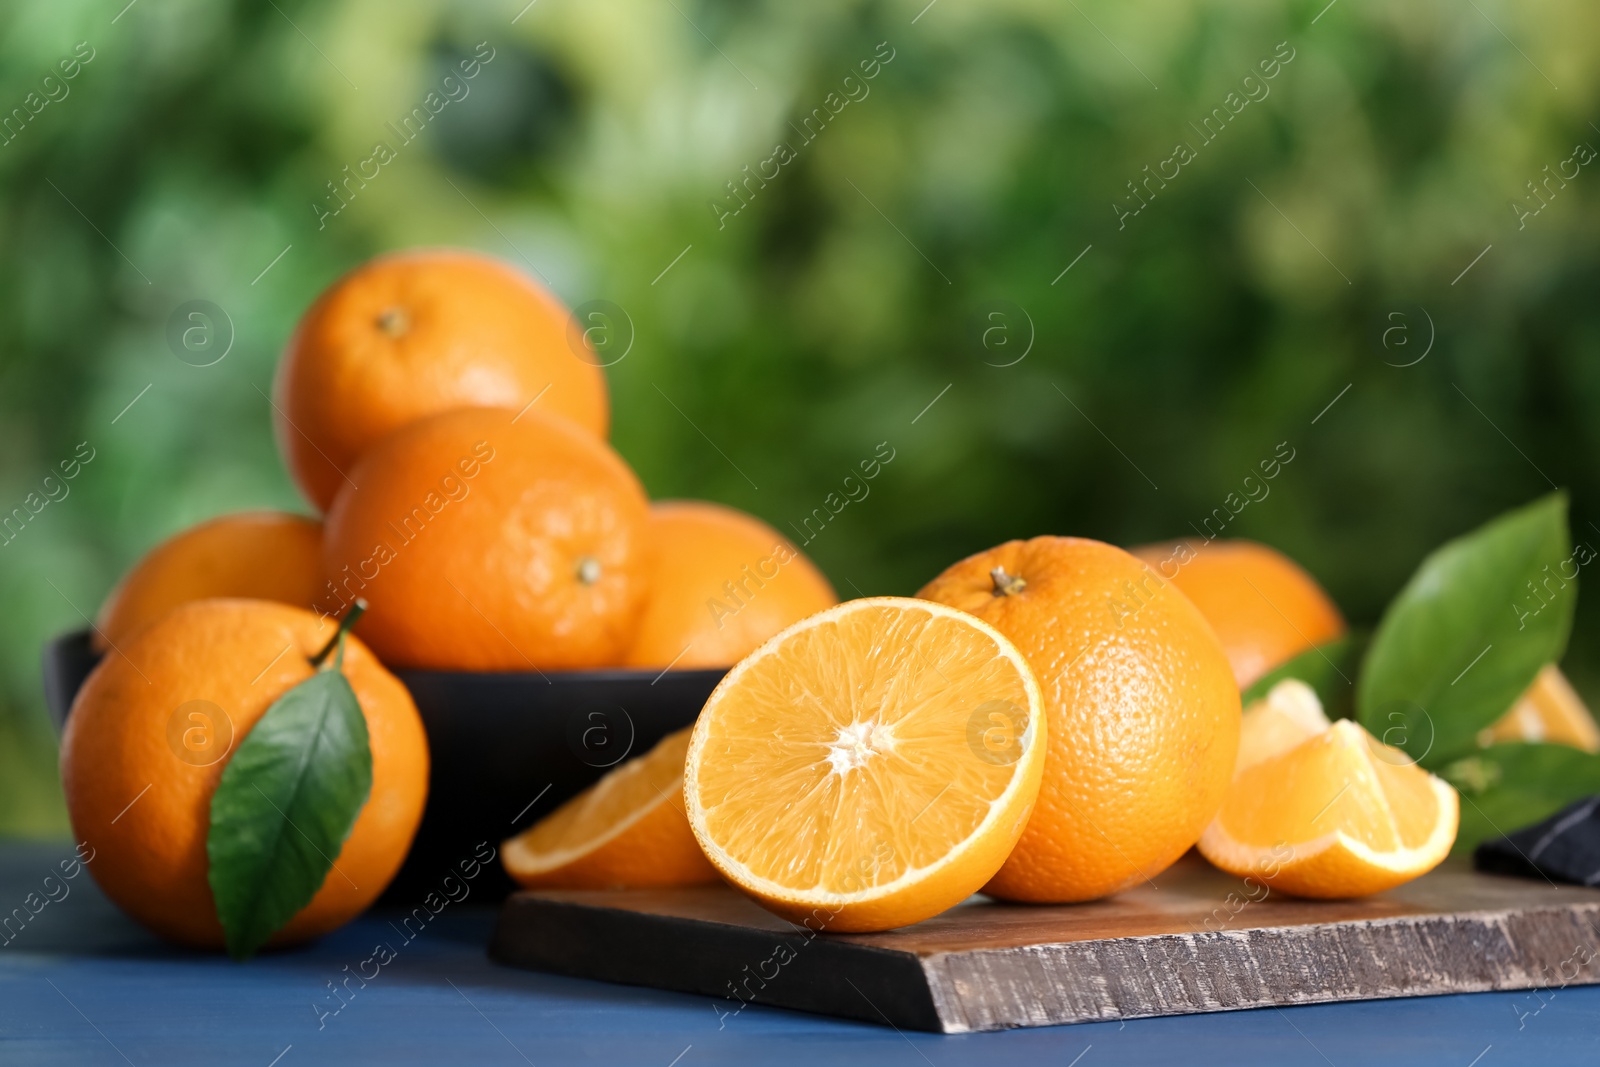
[
  {"x1": 207, "y1": 669, "x2": 372, "y2": 960},
  {"x1": 1357, "y1": 493, "x2": 1575, "y2": 768},
  {"x1": 1442, "y1": 742, "x2": 1600, "y2": 854},
  {"x1": 1241, "y1": 634, "x2": 1362, "y2": 721}
]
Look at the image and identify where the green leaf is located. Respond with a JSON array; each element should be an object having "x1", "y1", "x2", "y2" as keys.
[
  {"x1": 207, "y1": 668, "x2": 372, "y2": 960},
  {"x1": 1240, "y1": 633, "x2": 1363, "y2": 721},
  {"x1": 1442, "y1": 742, "x2": 1600, "y2": 854},
  {"x1": 1356, "y1": 493, "x2": 1575, "y2": 769}
]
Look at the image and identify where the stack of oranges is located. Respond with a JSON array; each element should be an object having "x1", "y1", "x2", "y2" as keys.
[
  {"x1": 63, "y1": 249, "x2": 836, "y2": 950},
  {"x1": 97, "y1": 249, "x2": 838, "y2": 675}
]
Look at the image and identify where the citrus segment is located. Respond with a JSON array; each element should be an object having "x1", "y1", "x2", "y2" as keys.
[
  {"x1": 684, "y1": 597, "x2": 1046, "y2": 932},
  {"x1": 502, "y1": 728, "x2": 718, "y2": 890},
  {"x1": 1236, "y1": 678, "x2": 1331, "y2": 774},
  {"x1": 1478, "y1": 664, "x2": 1600, "y2": 752},
  {"x1": 1199, "y1": 719, "x2": 1458, "y2": 898}
]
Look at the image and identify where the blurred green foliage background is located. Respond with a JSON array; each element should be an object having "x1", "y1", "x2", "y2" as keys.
[{"x1": 3, "y1": 0, "x2": 1598, "y2": 833}]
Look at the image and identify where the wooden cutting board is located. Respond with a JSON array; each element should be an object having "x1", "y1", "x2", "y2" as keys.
[{"x1": 489, "y1": 856, "x2": 1600, "y2": 1032}]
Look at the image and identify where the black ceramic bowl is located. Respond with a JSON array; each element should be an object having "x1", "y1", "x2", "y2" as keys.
[{"x1": 41, "y1": 629, "x2": 725, "y2": 902}]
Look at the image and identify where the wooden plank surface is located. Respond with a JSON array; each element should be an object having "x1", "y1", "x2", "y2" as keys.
[{"x1": 489, "y1": 855, "x2": 1600, "y2": 1032}]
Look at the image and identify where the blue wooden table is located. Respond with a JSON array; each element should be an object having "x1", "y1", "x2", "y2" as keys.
[{"x1": 3, "y1": 841, "x2": 1598, "y2": 1066}]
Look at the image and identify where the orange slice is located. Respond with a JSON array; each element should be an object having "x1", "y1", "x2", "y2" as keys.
[
  {"x1": 1478, "y1": 664, "x2": 1600, "y2": 752},
  {"x1": 501, "y1": 728, "x2": 719, "y2": 890},
  {"x1": 1199, "y1": 719, "x2": 1458, "y2": 898},
  {"x1": 684, "y1": 597, "x2": 1046, "y2": 932},
  {"x1": 1235, "y1": 678, "x2": 1331, "y2": 774}
]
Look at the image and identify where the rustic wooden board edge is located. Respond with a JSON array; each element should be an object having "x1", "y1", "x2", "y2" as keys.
[
  {"x1": 491, "y1": 891, "x2": 1600, "y2": 1033},
  {"x1": 921, "y1": 902, "x2": 1600, "y2": 1032},
  {"x1": 489, "y1": 893, "x2": 942, "y2": 1031}
]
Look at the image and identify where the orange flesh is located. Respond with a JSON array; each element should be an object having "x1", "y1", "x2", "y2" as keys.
[
  {"x1": 512, "y1": 732, "x2": 688, "y2": 865},
  {"x1": 1480, "y1": 664, "x2": 1600, "y2": 752},
  {"x1": 1215, "y1": 722, "x2": 1442, "y2": 852},
  {"x1": 694, "y1": 604, "x2": 1043, "y2": 895}
]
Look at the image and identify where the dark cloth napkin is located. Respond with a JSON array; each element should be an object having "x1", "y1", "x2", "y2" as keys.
[{"x1": 1474, "y1": 796, "x2": 1600, "y2": 885}]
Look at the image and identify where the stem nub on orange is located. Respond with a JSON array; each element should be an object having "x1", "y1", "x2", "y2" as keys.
[
  {"x1": 624, "y1": 501, "x2": 837, "y2": 670},
  {"x1": 60, "y1": 599, "x2": 429, "y2": 949},
  {"x1": 1128, "y1": 539, "x2": 1345, "y2": 689},
  {"x1": 918, "y1": 536, "x2": 1240, "y2": 903},
  {"x1": 321, "y1": 406, "x2": 650, "y2": 671},
  {"x1": 93, "y1": 510, "x2": 323, "y2": 651},
  {"x1": 273, "y1": 249, "x2": 610, "y2": 513}
]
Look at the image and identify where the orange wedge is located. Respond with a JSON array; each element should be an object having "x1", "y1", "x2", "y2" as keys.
[
  {"x1": 1478, "y1": 664, "x2": 1600, "y2": 752},
  {"x1": 1236, "y1": 678, "x2": 1332, "y2": 774},
  {"x1": 684, "y1": 597, "x2": 1046, "y2": 933},
  {"x1": 501, "y1": 728, "x2": 719, "y2": 890},
  {"x1": 1199, "y1": 719, "x2": 1458, "y2": 898}
]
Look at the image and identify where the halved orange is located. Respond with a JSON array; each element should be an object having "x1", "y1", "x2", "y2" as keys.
[
  {"x1": 1478, "y1": 664, "x2": 1600, "y2": 752},
  {"x1": 1199, "y1": 719, "x2": 1458, "y2": 898},
  {"x1": 501, "y1": 728, "x2": 718, "y2": 890},
  {"x1": 684, "y1": 597, "x2": 1046, "y2": 932}
]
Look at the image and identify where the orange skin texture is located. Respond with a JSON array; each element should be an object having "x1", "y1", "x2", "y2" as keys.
[
  {"x1": 59, "y1": 599, "x2": 429, "y2": 950},
  {"x1": 918, "y1": 536, "x2": 1240, "y2": 903},
  {"x1": 93, "y1": 511, "x2": 324, "y2": 652},
  {"x1": 624, "y1": 501, "x2": 838, "y2": 669},
  {"x1": 321, "y1": 406, "x2": 650, "y2": 671},
  {"x1": 274, "y1": 248, "x2": 610, "y2": 512},
  {"x1": 1129, "y1": 539, "x2": 1347, "y2": 689}
]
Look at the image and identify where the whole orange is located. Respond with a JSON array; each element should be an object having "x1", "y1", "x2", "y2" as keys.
[
  {"x1": 94, "y1": 511, "x2": 323, "y2": 652},
  {"x1": 918, "y1": 536, "x2": 1240, "y2": 902},
  {"x1": 624, "y1": 501, "x2": 837, "y2": 670},
  {"x1": 1129, "y1": 539, "x2": 1345, "y2": 689},
  {"x1": 274, "y1": 249, "x2": 610, "y2": 512},
  {"x1": 321, "y1": 406, "x2": 650, "y2": 671},
  {"x1": 60, "y1": 599, "x2": 428, "y2": 949}
]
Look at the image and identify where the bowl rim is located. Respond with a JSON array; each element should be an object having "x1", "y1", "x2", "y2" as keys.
[
  {"x1": 48, "y1": 626, "x2": 731, "y2": 683},
  {"x1": 41, "y1": 626, "x2": 731, "y2": 734}
]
